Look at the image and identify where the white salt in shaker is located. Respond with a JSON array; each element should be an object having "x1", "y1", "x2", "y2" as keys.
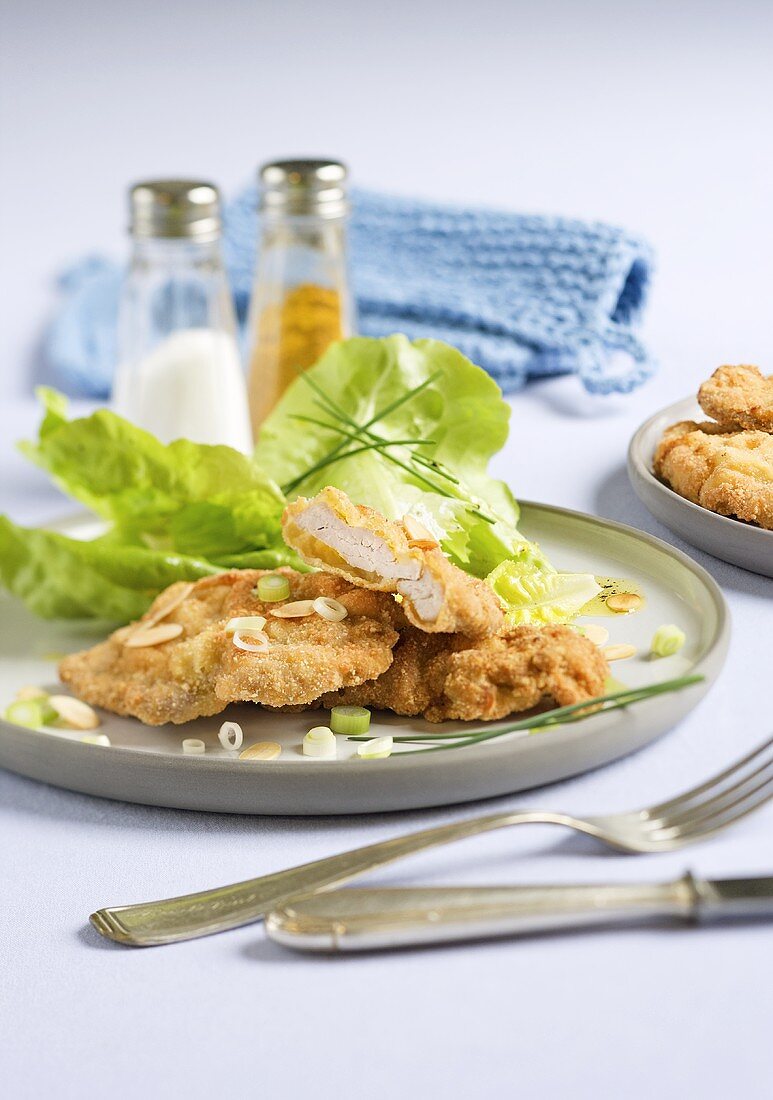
[{"x1": 113, "y1": 180, "x2": 253, "y2": 452}]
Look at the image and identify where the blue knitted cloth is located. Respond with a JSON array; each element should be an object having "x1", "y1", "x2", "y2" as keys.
[{"x1": 46, "y1": 188, "x2": 655, "y2": 398}]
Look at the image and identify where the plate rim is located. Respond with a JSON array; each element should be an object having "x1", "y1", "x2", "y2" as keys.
[
  {"x1": 627, "y1": 394, "x2": 773, "y2": 547},
  {"x1": 0, "y1": 499, "x2": 731, "y2": 788}
]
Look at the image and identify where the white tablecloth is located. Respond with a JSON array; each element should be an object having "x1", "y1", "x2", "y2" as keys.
[{"x1": 2, "y1": 372, "x2": 772, "y2": 1099}]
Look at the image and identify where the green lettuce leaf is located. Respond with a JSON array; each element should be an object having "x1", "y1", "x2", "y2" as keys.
[
  {"x1": 21, "y1": 388, "x2": 290, "y2": 563},
  {"x1": 0, "y1": 516, "x2": 219, "y2": 620},
  {"x1": 488, "y1": 559, "x2": 601, "y2": 626},
  {"x1": 0, "y1": 389, "x2": 306, "y2": 619},
  {"x1": 255, "y1": 335, "x2": 548, "y2": 577}
]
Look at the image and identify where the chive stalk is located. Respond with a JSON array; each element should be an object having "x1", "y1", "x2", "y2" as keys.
[{"x1": 346, "y1": 675, "x2": 704, "y2": 754}]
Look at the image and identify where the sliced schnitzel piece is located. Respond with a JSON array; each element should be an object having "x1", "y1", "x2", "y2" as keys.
[
  {"x1": 698, "y1": 365, "x2": 773, "y2": 433},
  {"x1": 653, "y1": 420, "x2": 773, "y2": 530},
  {"x1": 321, "y1": 624, "x2": 608, "y2": 723},
  {"x1": 59, "y1": 569, "x2": 400, "y2": 725},
  {"x1": 282, "y1": 487, "x2": 504, "y2": 637}
]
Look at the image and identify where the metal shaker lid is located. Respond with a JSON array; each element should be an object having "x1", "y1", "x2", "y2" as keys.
[
  {"x1": 259, "y1": 159, "x2": 348, "y2": 218},
  {"x1": 129, "y1": 180, "x2": 221, "y2": 240}
]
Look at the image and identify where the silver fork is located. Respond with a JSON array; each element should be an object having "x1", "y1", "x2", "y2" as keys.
[{"x1": 90, "y1": 734, "x2": 773, "y2": 947}]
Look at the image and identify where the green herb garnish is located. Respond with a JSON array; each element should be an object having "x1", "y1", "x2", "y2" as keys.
[{"x1": 346, "y1": 675, "x2": 703, "y2": 754}]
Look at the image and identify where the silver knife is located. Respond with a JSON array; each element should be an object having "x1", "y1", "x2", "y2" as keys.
[{"x1": 264, "y1": 872, "x2": 773, "y2": 953}]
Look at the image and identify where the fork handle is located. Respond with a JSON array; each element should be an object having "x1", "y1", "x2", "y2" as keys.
[
  {"x1": 266, "y1": 877, "x2": 699, "y2": 952},
  {"x1": 91, "y1": 809, "x2": 589, "y2": 946}
]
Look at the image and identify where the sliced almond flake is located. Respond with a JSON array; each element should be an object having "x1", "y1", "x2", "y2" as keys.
[
  {"x1": 124, "y1": 622, "x2": 184, "y2": 648},
  {"x1": 239, "y1": 741, "x2": 282, "y2": 761},
  {"x1": 49, "y1": 694, "x2": 100, "y2": 730},
  {"x1": 602, "y1": 643, "x2": 638, "y2": 662},
  {"x1": 142, "y1": 582, "x2": 195, "y2": 629},
  {"x1": 403, "y1": 515, "x2": 438, "y2": 546},
  {"x1": 269, "y1": 600, "x2": 316, "y2": 618},
  {"x1": 582, "y1": 624, "x2": 610, "y2": 647},
  {"x1": 606, "y1": 593, "x2": 643, "y2": 614}
]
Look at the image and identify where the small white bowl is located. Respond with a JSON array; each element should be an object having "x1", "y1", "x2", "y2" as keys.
[{"x1": 628, "y1": 396, "x2": 773, "y2": 578}]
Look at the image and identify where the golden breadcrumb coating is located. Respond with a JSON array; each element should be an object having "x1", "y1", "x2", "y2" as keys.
[
  {"x1": 653, "y1": 420, "x2": 773, "y2": 530},
  {"x1": 321, "y1": 624, "x2": 608, "y2": 723},
  {"x1": 59, "y1": 569, "x2": 400, "y2": 725},
  {"x1": 282, "y1": 486, "x2": 504, "y2": 637},
  {"x1": 698, "y1": 365, "x2": 773, "y2": 433}
]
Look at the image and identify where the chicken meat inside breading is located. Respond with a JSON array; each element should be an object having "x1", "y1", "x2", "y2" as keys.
[
  {"x1": 321, "y1": 624, "x2": 609, "y2": 723},
  {"x1": 59, "y1": 569, "x2": 400, "y2": 725},
  {"x1": 698, "y1": 365, "x2": 773, "y2": 433},
  {"x1": 653, "y1": 420, "x2": 773, "y2": 530},
  {"x1": 282, "y1": 487, "x2": 504, "y2": 637}
]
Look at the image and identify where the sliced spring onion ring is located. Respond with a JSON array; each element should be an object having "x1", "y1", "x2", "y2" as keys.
[
  {"x1": 330, "y1": 705, "x2": 371, "y2": 735},
  {"x1": 218, "y1": 720, "x2": 244, "y2": 751},
  {"x1": 15, "y1": 685, "x2": 48, "y2": 702},
  {"x1": 257, "y1": 574, "x2": 291, "y2": 602},
  {"x1": 232, "y1": 630, "x2": 270, "y2": 653},
  {"x1": 303, "y1": 726, "x2": 337, "y2": 759},
  {"x1": 224, "y1": 615, "x2": 266, "y2": 635},
  {"x1": 182, "y1": 738, "x2": 206, "y2": 755},
  {"x1": 81, "y1": 733, "x2": 111, "y2": 747},
  {"x1": 270, "y1": 600, "x2": 316, "y2": 618},
  {"x1": 357, "y1": 736, "x2": 393, "y2": 760},
  {"x1": 313, "y1": 596, "x2": 348, "y2": 622},
  {"x1": 650, "y1": 624, "x2": 686, "y2": 657},
  {"x1": 4, "y1": 698, "x2": 58, "y2": 729}
]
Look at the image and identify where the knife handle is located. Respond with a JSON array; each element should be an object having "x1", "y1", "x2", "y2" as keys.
[{"x1": 265, "y1": 876, "x2": 699, "y2": 953}]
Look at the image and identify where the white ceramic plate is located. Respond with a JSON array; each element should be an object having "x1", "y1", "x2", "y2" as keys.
[
  {"x1": 0, "y1": 504, "x2": 729, "y2": 814},
  {"x1": 628, "y1": 395, "x2": 773, "y2": 577}
]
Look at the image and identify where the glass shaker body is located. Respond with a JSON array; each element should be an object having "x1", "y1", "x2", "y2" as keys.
[
  {"x1": 113, "y1": 181, "x2": 252, "y2": 452},
  {"x1": 246, "y1": 162, "x2": 355, "y2": 434}
]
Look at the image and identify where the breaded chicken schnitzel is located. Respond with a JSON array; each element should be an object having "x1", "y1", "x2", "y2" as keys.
[
  {"x1": 59, "y1": 569, "x2": 400, "y2": 725},
  {"x1": 698, "y1": 365, "x2": 773, "y2": 433},
  {"x1": 321, "y1": 624, "x2": 608, "y2": 723},
  {"x1": 653, "y1": 420, "x2": 773, "y2": 530},
  {"x1": 282, "y1": 487, "x2": 504, "y2": 637}
]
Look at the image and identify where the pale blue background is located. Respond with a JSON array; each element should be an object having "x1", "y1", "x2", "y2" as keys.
[
  {"x1": 2, "y1": 0, "x2": 773, "y2": 399},
  {"x1": 1, "y1": 3, "x2": 772, "y2": 1099}
]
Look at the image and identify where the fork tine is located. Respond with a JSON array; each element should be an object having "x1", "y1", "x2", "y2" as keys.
[
  {"x1": 660, "y1": 785, "x2": 773, "y2": 848},
  {"x1": 648, "y1": 772, "x2": 773, "y2": 845},
  {"x1": 654, "y1": 754, "x2": 773, "y2": 831},
  {"x1": 646, "y1": 733, "x2": 773, "y2": 818}
]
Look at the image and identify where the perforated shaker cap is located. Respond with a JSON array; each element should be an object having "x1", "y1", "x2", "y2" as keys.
[
  {"x1": 129, "y1": 179, "x2": 222, "y2": 240},
  {"x1": 259, "y1": 159, "x2": 348, "y2": 218}
]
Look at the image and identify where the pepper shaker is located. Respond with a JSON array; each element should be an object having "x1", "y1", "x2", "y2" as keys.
[{"x1": 246, "y1": 159, "x2": 355, "y2": 434}]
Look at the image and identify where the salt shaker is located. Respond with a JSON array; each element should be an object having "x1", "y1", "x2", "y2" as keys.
[
  {"x1": 246, "y1": 159, "x2": 355, "y2": 433},
  {"x1": 113, "y1": 180, "x2": 253, "y2": 451}
]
